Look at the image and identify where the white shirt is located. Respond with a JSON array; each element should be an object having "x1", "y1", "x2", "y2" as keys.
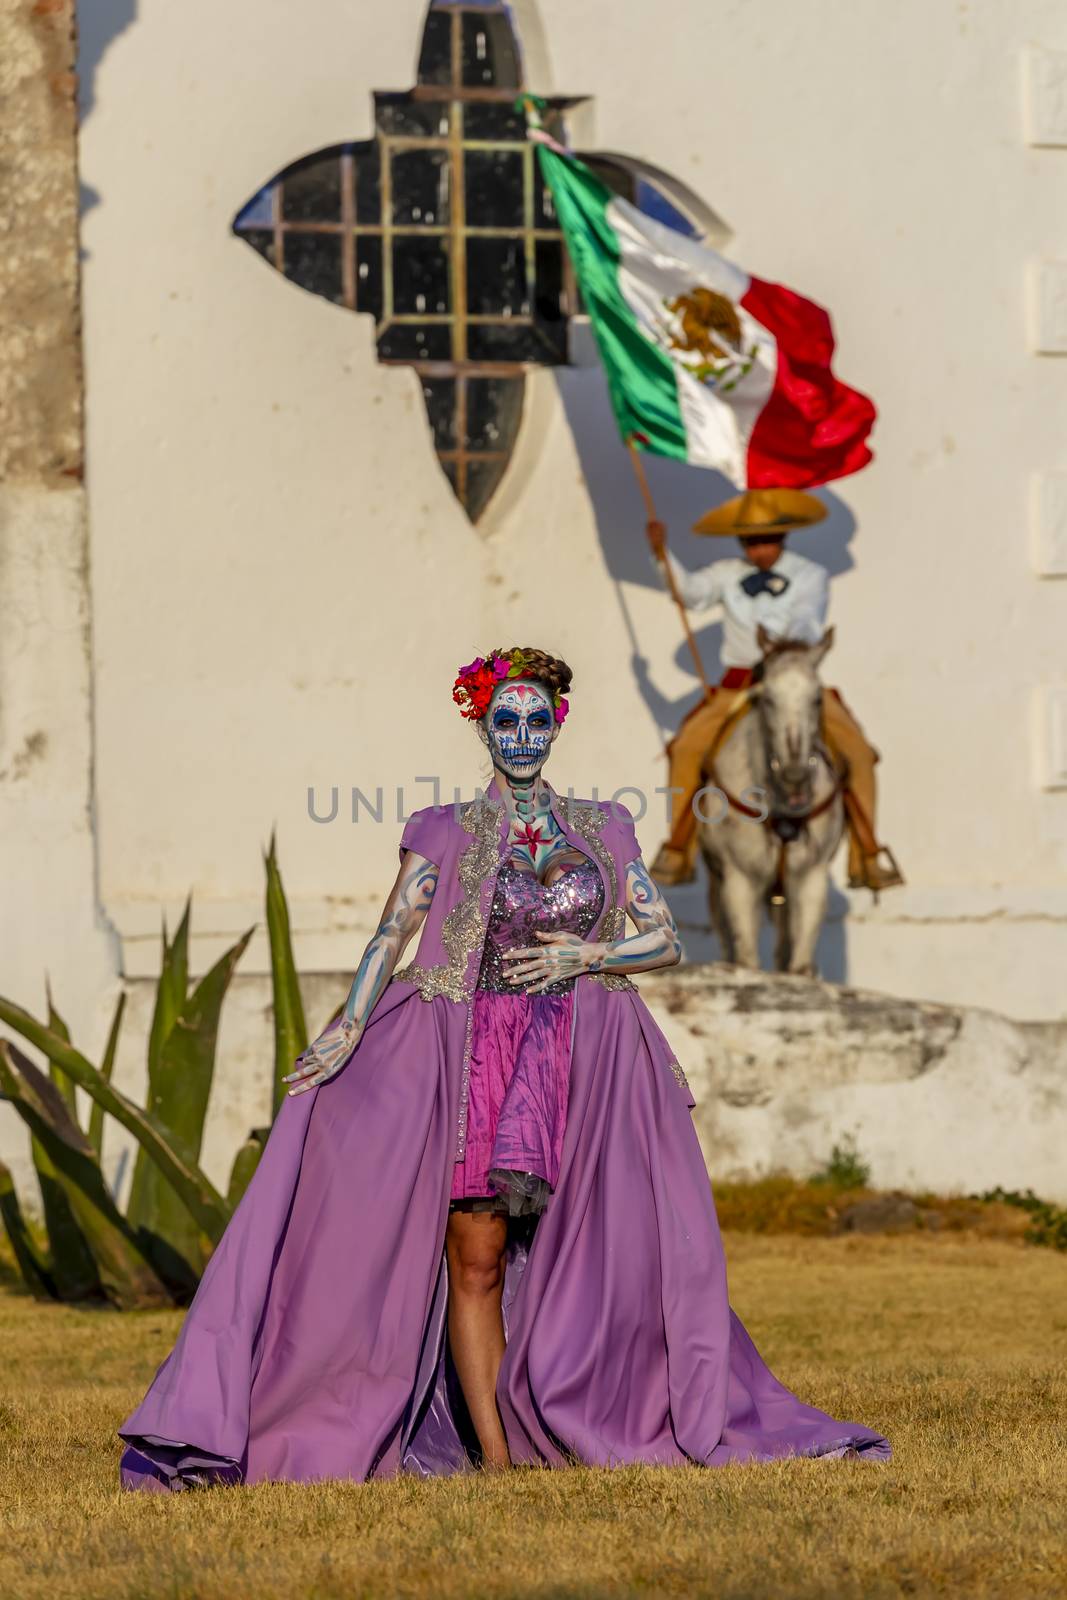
[{"x1": 656, "y1": 547, "x2": 829, "y2": 668}]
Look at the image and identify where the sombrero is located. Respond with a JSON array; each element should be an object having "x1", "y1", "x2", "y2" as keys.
[{"x1": 693, "y1": 488, "x2": 828, "y2": 537}]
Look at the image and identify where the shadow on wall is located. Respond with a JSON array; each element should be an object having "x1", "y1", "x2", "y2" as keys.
[
  {"x1": 554, "y1": 359, "x2": 858, "y2": 984},
  {"x1": 665, "y1": 876, "x2": 853, "y2": 983},
  {"x1": 77, "y1": 0, "x2": 138, "y2": 220}
]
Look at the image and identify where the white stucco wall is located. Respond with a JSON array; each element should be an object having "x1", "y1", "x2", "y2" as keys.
[
  {"x1": 5, "y1": 0, "x2": 1067, "y2": 1195},
  {"x1": 71, "y1": 0, "x2": 1067, "y2": 1016}
]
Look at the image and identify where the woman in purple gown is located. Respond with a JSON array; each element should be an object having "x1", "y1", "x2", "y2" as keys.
[{"x1": 119, "y1": 646, "x2": 888, "y2": 1488}]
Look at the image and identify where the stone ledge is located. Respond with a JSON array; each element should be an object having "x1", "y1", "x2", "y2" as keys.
[{"x1": 638, "y1": 965, "x2": 1067, "y2": 1202}]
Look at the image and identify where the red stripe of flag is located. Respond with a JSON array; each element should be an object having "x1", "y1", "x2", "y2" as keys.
[{"x1": 740, "y1": 277, "x2": 876, "y2": 490}]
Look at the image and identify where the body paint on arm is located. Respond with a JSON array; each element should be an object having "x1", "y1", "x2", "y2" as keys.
[{"x1": 283, "y1": 851, "x2": 438, "y2": 1094}]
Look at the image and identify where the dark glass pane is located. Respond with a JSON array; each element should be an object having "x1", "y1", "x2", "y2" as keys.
[
  {"x1": 533, "y1": 238, "x2": 565, "y2": 322},
  {"x1": 466, "y1": 236, "x2": 527, "y2": 315},
  {"x1": 464, "y1": 149, "x2": 524, "y2": 227},
  {"x1": 392, "y1": 236, "x2": 451, "y2": 313},
  {"x1": 377, "y1": 323, "x2": 453, "y2": 360},
  {"x1": 421, "y1": 377, "x2": 457, "y2": 450},
  {"x1": 354, "y1": 143, "x2": 381, "y2": 225},
  {"x1": 440, "y1": 458, "x2": 459, "y2": 498},
  {"x1": 534, "y1": 163, "x2": 559, "y2": 227},
  {"x1": 467, "y1": 322, "x2": 565, "y2": 363},
  {"x1": 281, "y1": 155, "x2": 341, "y2": 223},
  {"x1": 282, "y1": 233, "x2": 343, "y2": 304},
  {"x1": 391, "y1": 149, "x2": 450, "y2": 226},
  {"x1": 375, "y1": 93, "x2": 450, "y2": 138},
  {"x1": 464, "y1": 458, "x2": 508, "y2": 522},
  {"x1": 461, "y1": 12, "x2": 520, "y2": 88},
  {"x1": 533, "y1": 317, "x2": 568, "y2": 362},
  {"x1": 237, "y1": 228, "x2": 277, "y2": 267},
  {"x1": 355, "y1": 235, "x2": 383, "y2": 319},
  {"x1": 465, "y1": 375, "x2": 523, "y2": 451},
  {"x1": 462, "y1": 102, "x2": 527, "y2": 141},
  {"x1": 417, "y1": 9, "x2": 453, "y2": 86}
]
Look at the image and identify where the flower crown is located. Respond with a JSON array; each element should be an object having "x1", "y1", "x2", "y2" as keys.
[{"x1": 452, "y1": 649, "x2": 569, "y2": 725}]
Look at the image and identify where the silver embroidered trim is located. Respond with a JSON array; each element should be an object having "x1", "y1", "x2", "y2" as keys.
[
  {"x1": 667, "y1": 1057, "x2": 691, "y2": 1094},
  {"x1": 393, "y1": 794, "x2": 643, "y2": 1155},
  {"x1": 393, "y1": 798, "x2": 503, "y2": 1005},
  {"x1": 556, "y1": 798, "x2": 636, "y2": 994},
  {"x1": 393, "y1": 797, "x2": 504, "y2": 1158}
]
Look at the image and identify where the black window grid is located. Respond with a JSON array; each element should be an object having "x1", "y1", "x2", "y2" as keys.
[{"x1": 234, "y1": 2, "x2": 581, "y2": 521}]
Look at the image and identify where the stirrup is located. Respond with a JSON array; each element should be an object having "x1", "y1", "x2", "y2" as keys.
[{"x1": 849, "y1": 844, "x2": 905, "y2": 897}]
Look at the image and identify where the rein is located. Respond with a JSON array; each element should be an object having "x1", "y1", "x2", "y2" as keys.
[{"x1": 703, "y1": 685, "x2": 844, "y2": 902}]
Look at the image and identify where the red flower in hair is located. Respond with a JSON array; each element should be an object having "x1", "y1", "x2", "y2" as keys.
[
  {"x1": 453, "y1": 648, "x2": 564, "y2": 721},
  {"x1": 453, "y1": 656, "x2": 502, "y2": 720}
]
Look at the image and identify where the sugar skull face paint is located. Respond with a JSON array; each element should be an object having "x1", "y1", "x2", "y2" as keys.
[{"x1": 479, "y1": 681, "x2": 559, "y2": 781}]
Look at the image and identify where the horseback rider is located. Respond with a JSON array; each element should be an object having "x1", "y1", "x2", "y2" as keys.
[{"x1": 647, "y1": 488, "x2": 903, "y2": 893}]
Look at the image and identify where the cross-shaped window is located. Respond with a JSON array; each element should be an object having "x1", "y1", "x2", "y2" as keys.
[{"x1": 234, "y1": 2, "x2": 717, "y2": 522}]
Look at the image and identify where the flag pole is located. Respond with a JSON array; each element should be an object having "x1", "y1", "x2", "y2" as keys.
[
  {"x1": 626, "y1": 441, "x2": 713, "y2": 698},
  {"x1": 520, "y1": 91, "x2": 710, "y2": 699}
]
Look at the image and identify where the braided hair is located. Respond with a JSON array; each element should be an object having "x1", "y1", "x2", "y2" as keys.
[
  {"x1": 452, "y1": 647, "x2": 573, "y2": 723},
  {"x1": 484, "y1": 647, "x2": 572, "y2": 702}
]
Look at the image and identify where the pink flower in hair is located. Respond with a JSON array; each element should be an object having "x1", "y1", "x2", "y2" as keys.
[{"x1": 553, "y1": 696, "x2": 569, "y2": 724}]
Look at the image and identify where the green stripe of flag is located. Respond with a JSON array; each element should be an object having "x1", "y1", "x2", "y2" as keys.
[{"x1": 536, "y1": 144, "x2": 689, "y2": 460}]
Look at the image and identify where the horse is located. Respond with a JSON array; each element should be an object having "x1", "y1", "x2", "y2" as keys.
[{"x1": 696, "y1": 626, "x2": 844, "y2": 976}]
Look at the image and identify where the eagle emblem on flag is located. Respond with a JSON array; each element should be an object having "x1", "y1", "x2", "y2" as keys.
[
  {"x1": 661, "y1": 288, "x2": 759, "y2": 394},
  {"x1": 531, "y1": 132, "x2": 877, "y2": 489}
]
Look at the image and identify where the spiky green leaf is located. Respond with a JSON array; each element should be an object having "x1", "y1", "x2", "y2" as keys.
[
  {"x1": 23, "y1": 990, "x2": 99, "y2": 1299},
  {"x1": 0, "y1": 997, "x2": 230, "y2": 1246},
  {"x1": 0, "y1": 1042, "x2": 169, "y2": 1309},
  {"x1": 87, "y1": 989, "x2": 125, "y2": 1159},
  {"x1": 148, "y1": 902, "x2": 190, "y2": 1080},
  {"x1": 265, "y1": 833, "x2": 308, "y2": 1115},
  {"x1": 0, "y1": 1156, "x2": 56, "y2": 1300},
  {"x1": 225, "y1": 1126, "x2": 270, "y2": 1210},
  {"x1": 126, "y1": 926, "x2": 253, "y2": 1289},
  {"x1": 45, "y1": 980, "x2": 80, "y2": 1122},
  {"x1": 126, "y1": 905, "x2": 190, "y2": 1230}
]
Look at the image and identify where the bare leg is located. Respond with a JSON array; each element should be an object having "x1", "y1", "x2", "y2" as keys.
[{"x1": 445, "y1": 1208, "x2": 510, "y2": 1470}]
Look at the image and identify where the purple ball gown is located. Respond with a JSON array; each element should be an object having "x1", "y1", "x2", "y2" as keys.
[{"x1": 119, "y1": 788, "x2": 889, "y2": 1488}]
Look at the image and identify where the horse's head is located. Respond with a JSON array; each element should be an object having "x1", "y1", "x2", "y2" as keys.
[{"x1": 752, "y1": 625, "x2": 834, "y2": 814}]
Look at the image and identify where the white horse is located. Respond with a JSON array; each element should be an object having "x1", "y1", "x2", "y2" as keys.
[{"x1": 697, "y1": 627, "x2": 844, "y2": 975}]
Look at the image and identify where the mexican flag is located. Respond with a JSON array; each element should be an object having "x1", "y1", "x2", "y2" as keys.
[{"x1": 536, "y1": 140, "x2": 876, "y2": 489}]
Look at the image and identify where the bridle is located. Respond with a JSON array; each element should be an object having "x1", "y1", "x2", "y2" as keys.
[{"x1": 703, "y1": 679, "x2": 844, "y2": 903}]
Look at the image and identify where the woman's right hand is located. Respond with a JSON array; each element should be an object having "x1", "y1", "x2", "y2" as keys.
[{"x1": 283, "y1": 1017, "x2": 363, "y2": 1096}]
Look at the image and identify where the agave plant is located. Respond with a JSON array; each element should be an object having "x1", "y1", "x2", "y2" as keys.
[{"x1": 0, "y1": 837, "x2": 310, "y2": 1308}]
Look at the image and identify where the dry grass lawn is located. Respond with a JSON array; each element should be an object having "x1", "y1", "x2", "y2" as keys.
[{"x1": 3, "y1": 1233, "x2": 1065, "y2": 1600}]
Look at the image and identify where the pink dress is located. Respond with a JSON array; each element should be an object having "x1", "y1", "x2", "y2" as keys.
[{"x1": 449, "y1": 858, "x2": 604, "y2": 1215}]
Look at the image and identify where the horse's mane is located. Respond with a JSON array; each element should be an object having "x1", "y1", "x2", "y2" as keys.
[{"x1": 761, "y1": 637, "x2": 819, "y2": 664}]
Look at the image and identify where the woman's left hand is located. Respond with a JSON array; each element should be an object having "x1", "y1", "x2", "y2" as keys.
[{"x1": 502, "y1": 931, "x2": 606, "y2": 993}]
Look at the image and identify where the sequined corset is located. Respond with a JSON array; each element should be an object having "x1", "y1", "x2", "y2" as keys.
[{"x1": 476, "y1": 859, "x2": 605, "y2": 995}]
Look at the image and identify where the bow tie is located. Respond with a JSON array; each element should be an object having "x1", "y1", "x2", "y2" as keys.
[{"x1": 741, "y1": 569, "x2": 790, "y2": 598}]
